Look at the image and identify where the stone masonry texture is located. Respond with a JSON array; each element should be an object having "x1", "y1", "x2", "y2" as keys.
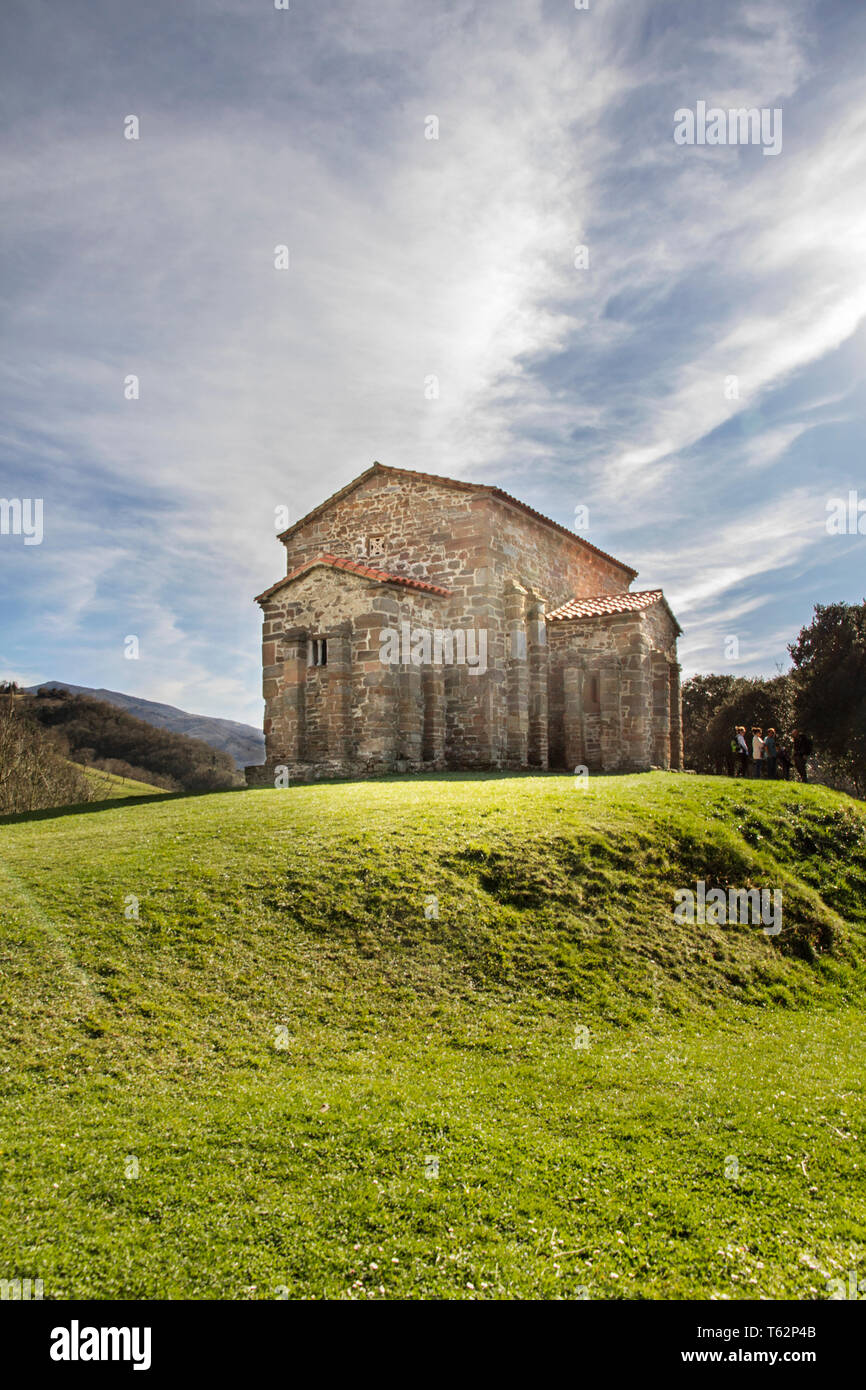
[{"x1": 246, "y1": 464, "x2": 683, "y2": 784}]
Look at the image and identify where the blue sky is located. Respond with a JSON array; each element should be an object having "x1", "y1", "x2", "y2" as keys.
[{"x1": 1, "y1": 0, "x2": 864, "y2": 725}]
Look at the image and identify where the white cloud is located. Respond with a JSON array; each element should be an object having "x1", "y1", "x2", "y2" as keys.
[{"x1": 1, "y1": 0, "x2": 864, "y2": 718}]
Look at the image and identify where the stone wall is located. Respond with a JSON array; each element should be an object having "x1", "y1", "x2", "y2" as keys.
[
  {"x1": 277, "y1": 473, "x2": 634, "y2": 766},
  {"x1": 278, "y1": 474, "x2": 501, "y2": 765},
  {"x1": 280, "y1": 473, "x2": 486, "y2": 593},
  {"x1": 485, "y1": 494, "x2": 633, "y2": 606},
  {"x1": 478, "y1": 494, "x2": 633, "y2": 768},
  {"x1": 249, "y1": 469, "x2": 682, "y2": 783},
  {"x1": 546, "y1": 603, "x2": 681, "y2": 772},
  {"x1": 255, "y1": 563, "x2": 464, "y2": 780}
]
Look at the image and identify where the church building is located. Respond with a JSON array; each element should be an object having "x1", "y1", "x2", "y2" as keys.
[{"x1": 246, "y1": 463, "x2": 682, "y2": 783}]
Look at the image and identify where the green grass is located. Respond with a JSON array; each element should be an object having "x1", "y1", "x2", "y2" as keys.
[
  {"x1": 0, "y1": 771, "x2": 864, "y2": 1299},
  {"x1": 80, "y1": 766, "x2": 171, "y2": 801}
]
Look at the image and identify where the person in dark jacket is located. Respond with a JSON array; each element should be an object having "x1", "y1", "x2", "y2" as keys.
[
  {"x1": 777, "y1": 735, "x2": 792, "y2": 780},
  {"x1": 792, "y1": 730, "x2": 813, "y2": 783},
  {"x1": 733, "y1": 726, "x2": 750, "y2": 777},
  {"x1": 763, "y1": 728, "x2": 778, "y2": 780}
]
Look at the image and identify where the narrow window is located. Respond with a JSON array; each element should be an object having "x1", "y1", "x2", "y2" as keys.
[
  {"x1": 586, "y1": 673, "x2": 601, "y2": 713},
  {"x1": 309, "y1": 637, "x2": 328, "y2": 667}
]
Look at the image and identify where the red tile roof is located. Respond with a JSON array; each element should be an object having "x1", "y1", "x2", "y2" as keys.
[
  {"x1": 255, "y1": 552, "x2": 453, "y2": 605},
  {"x1": 547, "y1": 589, "x2": 668, "y2": 621},
  {"x1": 277, "y1": 463, "x2": 638, "y2": 580}
]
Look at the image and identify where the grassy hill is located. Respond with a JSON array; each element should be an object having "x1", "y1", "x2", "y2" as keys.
[
  {"x1": 80, "y1": 766, "x2": 172, "y2": 801},
  {"x1": 22, "y1": 690, "x2": 241, "y2": 793},
  {"x1": 1, "y1": 772, "x2": 864, "y2": 1300}
]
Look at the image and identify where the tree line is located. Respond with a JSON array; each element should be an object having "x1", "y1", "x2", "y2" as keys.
[
  {"x1": 0, "y1": 687, "x2": 240, "y2": 814},
  {"x1": 683, "y1": 601, "x2": 866, "y2": 795}
]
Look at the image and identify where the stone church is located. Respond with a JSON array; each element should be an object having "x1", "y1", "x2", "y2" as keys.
[{"x1": 246, "y1": 463, "x2": 682, "y2": 783}]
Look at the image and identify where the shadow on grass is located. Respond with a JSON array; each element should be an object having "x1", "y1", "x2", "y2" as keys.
[{"x1": 0, "y1": 785, "x2": 249, "y2": 827}]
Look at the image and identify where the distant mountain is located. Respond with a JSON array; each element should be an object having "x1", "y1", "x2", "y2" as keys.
[{"x1": 25, "y1": 682, "x2": 265, "y2": 769}]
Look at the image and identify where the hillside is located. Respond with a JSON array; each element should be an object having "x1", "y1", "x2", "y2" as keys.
[
  {"x1": 24, "y1": 690, "x2": 240, "y2": 793},
  {"x1": 1, "y1": 772, "x2": 864, "y2": 1300},
  {"x1": 25, "y1": 682, "x2": 265, "y2": 770},
  {"x1": 80, "y1": 766, "x2": 172, "y2": 801}
]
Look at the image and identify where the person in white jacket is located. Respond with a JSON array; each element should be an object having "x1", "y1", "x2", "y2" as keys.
[{"x1": 751, "y1": 727, "x2": 765, "y2": 778}]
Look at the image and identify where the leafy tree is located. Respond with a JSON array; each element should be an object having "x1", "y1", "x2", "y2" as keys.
[
  {"x1": 789, "y1": 601, "x2": 866, "y2": 793},
  {"x1": 0, "y1": 698, "x2": 93, "y2": 813},
  {"x1": 682, "y1": 674, "x2": 740, "y2": 772},
  {"x1": 27, "y1": 693, "x2": 240, "y2": 792},
  {"x1": 683, "y1": 673, "x2": 795, "y2": 774},
  {"x1": 707, "y1": 676, "x2": 795, "y2": 771}
]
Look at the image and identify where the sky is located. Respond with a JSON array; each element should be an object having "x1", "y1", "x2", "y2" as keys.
[{"x1": 1, "y1": 0, "x2": 864, "y2": 727}]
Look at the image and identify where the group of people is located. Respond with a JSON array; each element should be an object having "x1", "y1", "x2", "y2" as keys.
[{"x1": 731, "y1": 726, "x2": 813, "y2": 781}]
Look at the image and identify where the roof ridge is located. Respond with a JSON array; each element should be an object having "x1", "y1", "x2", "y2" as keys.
[
  {"x1": 254, "y1": 550, "x2": 452, "y2": 604},
  {"x1": 275, "y1": 462, "x2": 637, "y2": 580}
]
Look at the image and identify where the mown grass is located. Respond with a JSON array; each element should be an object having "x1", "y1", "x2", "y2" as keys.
[{"x1": 0, "y1": 771, "x2": 864, "y2": 1299}]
